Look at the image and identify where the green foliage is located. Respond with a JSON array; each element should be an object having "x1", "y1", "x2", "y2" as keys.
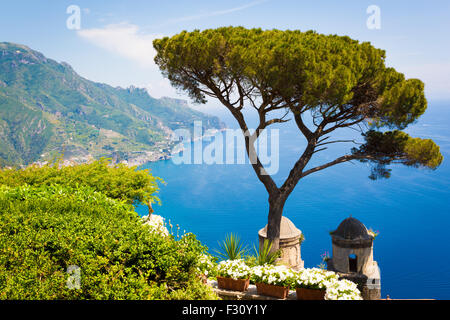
[
  {"x1": 0, "y1": 184, "x2": 215, "y2": 299},
  {"x1": 215, "y1": 233, "x2": 249, "y2": 261},
  {"x1": 403, "y1": 136, "x2": 443, "y2": 169},
  {"x1": 0, "y1": 158, "x2": 162, "y2": 205},
  {"x1": 153, "y1": 27, "x2": 425, "y2": 128},
  {"x1": 299, "y1": 233, "x2": 305, "y2": 245},
  {"x1": 378, "y1": 78, "x2": 427, "y2": 129},
  {"x1": 164, "y1": 279, "x2": 218, "y2": 300},
  {"x1": 251, "y1": 239, "x2": 281, "y2": 266},
  {"x1": 353, "y1": 130, "x2": 443, "y2": 179}
]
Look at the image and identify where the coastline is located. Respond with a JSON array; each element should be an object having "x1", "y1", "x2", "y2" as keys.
[
  {"x1": 123, "y1": 127, "x2": 227, "y2": 167},
  {"x1": 29, "y1": 127, "x2": 227, "y2": 169}
]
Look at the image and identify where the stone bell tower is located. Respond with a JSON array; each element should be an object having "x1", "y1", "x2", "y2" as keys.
[
  {"x1": 327, "y1": 216, "x2": 381, "y2": 300},
  {"x1": 258, "y1": 216, "x2": 304, "y2": 270}
]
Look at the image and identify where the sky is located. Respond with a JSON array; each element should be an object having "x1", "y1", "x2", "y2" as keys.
[{"x1": 1, "y1": 0, "x2": 449, "y2": 110}]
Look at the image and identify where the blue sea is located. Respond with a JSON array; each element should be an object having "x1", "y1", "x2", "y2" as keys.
[{"x1": 136, "y1": 100, "x2": 450, "y2": 299}]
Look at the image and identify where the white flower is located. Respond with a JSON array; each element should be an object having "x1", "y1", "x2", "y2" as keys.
[
  {"x1": 294, "y1": 268, "x2": 340, "y2": 290},
  {"x1": 197, "y1": 253, "x2": 216, "y2": 276},
  {"x1": 217, "y1": 259, "x2": 251, "y2": 280},
  {"x1": 324, "y1": 279, "x2": 362, "y2": 300},
  {"x1": 142, "y1": 214, "x2": 169, "y2": 236},
  {"x1": 250, "y1": 264, "x2": 296, "y2": 287}
]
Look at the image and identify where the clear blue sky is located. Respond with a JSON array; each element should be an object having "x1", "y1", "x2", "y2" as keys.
[{"x1": 1, "y1": 0, "x2": 449, "y2": 104}]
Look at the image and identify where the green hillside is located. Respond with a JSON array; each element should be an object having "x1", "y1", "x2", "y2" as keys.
[{"x1": 0, "y1": 42, "x2": 224, "y2": 166}]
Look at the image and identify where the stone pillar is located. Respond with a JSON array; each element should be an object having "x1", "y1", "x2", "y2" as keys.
[{"x1": 258, "y1": 216, "x2": 304, "y2": 270}]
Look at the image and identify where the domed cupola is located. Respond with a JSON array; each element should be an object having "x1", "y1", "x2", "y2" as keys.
[
  {"x1": 326, "y1": 216, "x2": 381, "y2": 300},
  {"x1": 258, "y1": 216, "x2": 304, "y2": 270},
  {"x1": 330, "y1": 216, "x2": 373, "y2": 248}
]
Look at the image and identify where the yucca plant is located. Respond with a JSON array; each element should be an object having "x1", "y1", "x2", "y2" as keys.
[
  {"x1": 253, "y1": 239, "x2": 281, "y2": 266},
  {"x1": 215, "y1": 233, "x2": 248, "y2": 260}
]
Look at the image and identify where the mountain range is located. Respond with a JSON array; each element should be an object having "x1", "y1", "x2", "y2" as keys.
[{"x1": 0, "y1": 42, "x2": 224, "y2": 166}]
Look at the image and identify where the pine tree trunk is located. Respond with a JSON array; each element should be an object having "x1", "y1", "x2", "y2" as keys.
[
  {"x1": 147, "y1": 201, "x2": 154, "y2": 219},
  {"x1": 266, "y1": 195, "x2": 287, "y2": 251}
]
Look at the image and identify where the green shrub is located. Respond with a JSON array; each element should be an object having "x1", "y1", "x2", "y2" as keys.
[
  {"x1": 165, "y1": 279, "x2": 219, "y2": 300},
  {"x1": 0, "y1": 157, "x2": 162, "y2": 205},
  {"x1": 0, "y1": 184, "x2": 216, "y2": 299}
]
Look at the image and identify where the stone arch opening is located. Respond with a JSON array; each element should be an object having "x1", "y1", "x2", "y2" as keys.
[{"x1": 349, "y1": 253, "x2": 357, "y2": 272}]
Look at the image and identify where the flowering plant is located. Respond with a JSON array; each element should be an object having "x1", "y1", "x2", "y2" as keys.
[
  {"x1": 293, "y1": 268, "x2": 339, "y2": 290},
  {"x1": 217, "y1": 259, "x2": 251, "y2": 280},
  {"x1": 368, "y1": 228, "x2": 379, "y2": 239},
  {"x1": 325, "y1": 279, "x2": 363, "y2": 300},
  {"x1": 197, "y1": 253, "x2": 217, "y2": 277},
  {"x1": 318, "y1": 251, "x2": 331, "y2": 269},
  {"x1": 142, "y1": 214, "x2": 169, "y2": 236},
  {"x1": 320, "y1": 251, "x2": 330, "y2": 262},
  {"x1": 250, "y1": 264, "x2": 297, "y2": 287}
]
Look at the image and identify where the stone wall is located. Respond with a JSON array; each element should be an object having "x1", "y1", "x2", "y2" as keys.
[{"x1": 330, "y1": 244, "x2": 374, "y2": 274}]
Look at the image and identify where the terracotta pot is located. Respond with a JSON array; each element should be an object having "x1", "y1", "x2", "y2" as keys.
[
  {"x1": 296, "y1": 287, "x2": 326, "y2": 300},
  {"x1": 216, "y1": 276, "x2": 250, "y2": 292},
  {"x1": 256, "y1": 282, "x2": 290, "y2": 299}
]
